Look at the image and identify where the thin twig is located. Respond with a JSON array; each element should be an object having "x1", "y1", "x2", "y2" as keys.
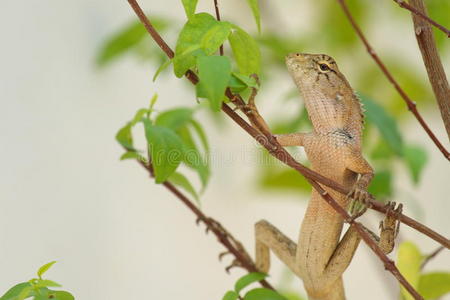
[
  {"x1": 392, "y1": 0, "x2": 450, "y2": 37},
  {"x1": 421, "y1": 246, "x2": 445, "y2": 270},
  {"x1": 407, "y1": 0, "x2": 450, "y2": 140},
  {"x1": 126, "y1": 0, "x2": 450, "y2": 251},
  {"x1": 337, "y1": 0, "x2": 450, "y2": 161},
  {"x1": 213, "y1": 0, "x2": 224, "y2": 55},
  {"x1": 137, "y1": 160, "x2": 275, "y2": 290},
  {"x1": 125, "y1": 2, "x2": 429, "y2": 298}
]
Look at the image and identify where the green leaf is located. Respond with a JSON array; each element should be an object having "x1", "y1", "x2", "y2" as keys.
[
  {"x1": 155, "y1": 108, "x2": 194, "y2": 130},
  {"x1": 397, "y1": 241, "x2": 423, "y2": 300},
  {"x1": 35, "y1": 279, "x2": 61, "y2": 288},
  {"x1": 53, "y1": 291, "x2": 75, "y2": 300},
  {"x1": 235, "y1": 272, "x2": 268, "y2": 293},
  {"x1": 222, "y1": 291, "x2": 239, "y2": 300},
  {"x1": 143, "y1": 120, "x2": 184, "y2": 183},
  {"x1": 173, "y1": 13, "x2": 218, "y2": 77},
  {"x1": 97, "y1": 21, "x2": 147, "y2": 66},
  {"x1": 168, "y1": 172, "x2": 199, "y2": 202},
  {"x1": 177, "y1": 127, "x2": 210, "y2": 188},
  {"x1": 245, "y1": 0, "x2": 261, "y2": 33},
  {"x1": 116, "y1": 123, "x2": 134, "y2": 150},
  {"x1": 131, "y1": 108, "x2": 150, "y2": 126},
  {"x1": 403, "y1": 144, "x2": 428, "y2": 185},
  {"x1": 16, "y1": 286, "x2": 32, "y2": 300},
  {"x1": 0, "y1": 282, "x2": 31, "y2": 300},
  {"x1": 189, "y1": 120, "x2": 209, "y2": 153},
  {"x1": 37, "y1": 261, "x2": 56, "y2": 279},
  {"x1": 228, "y1": 25, "x2": 261, "y2": 76},
  {"x1": 181, "y1": 0, "x2": 198, "y2": 19},
  {"x1": 197, "y1": 55, "x2": 231, "y2": 111},
  {"x1": 97, "y1": 18, "x2": 168, "y2": 67},
  {"x1": 243, "y1": 288, "x2": 287, "y2": 300},
  {"x1": 367, "y1": 170, "x2": 392, "y2": 199},
  {"x1": 120, "y1": 151, "x2": 141, "y2": 161},
  {"x1": 418, "y1": 272, "x2": 450, "y2": 299},
  {"x1": 201, "y1": 21, "x2": 231, "y2": 55},
  {"x1": 359, "y1": 95, "x2": 403, "y2": 156},
  {"x1": 153, "y1": 58, "x2": 172, "y2": 82}
]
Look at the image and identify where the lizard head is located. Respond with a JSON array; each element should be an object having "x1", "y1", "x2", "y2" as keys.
[{"x1": 285, "y1": 53, "x2": 363, "y2": 135}]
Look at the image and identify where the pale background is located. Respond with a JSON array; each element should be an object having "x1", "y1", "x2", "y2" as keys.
[{"x1": 0, "y1": 1, "x2": 449, "y2": 300}]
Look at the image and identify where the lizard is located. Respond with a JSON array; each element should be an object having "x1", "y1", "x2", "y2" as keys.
[{"x1": 248, "y1": 53, "x2": 401, "y2": 300}]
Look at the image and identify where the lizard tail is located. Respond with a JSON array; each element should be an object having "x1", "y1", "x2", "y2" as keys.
[{"x1": 306, "y1": 277, "x2": 345, "y2": 300}]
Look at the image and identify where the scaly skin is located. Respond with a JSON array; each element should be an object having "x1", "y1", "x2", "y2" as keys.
[{"x1": 253, "y1": 53, "x2": 395, "y2": 300}]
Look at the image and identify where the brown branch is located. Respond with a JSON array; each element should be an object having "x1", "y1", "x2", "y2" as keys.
[
  {"x1": 124, "y1": 1, "x2": 449, "y2": 298},
  {"x1": 137, "y1": 160, "x2": 275, "y2": 290},
  {"x1": 407, "y1": 0, "x2": 450, "y2": 140},
  {"x1": 336, "y1": 0, "x2": 450, "y2": 161},
  {"x1": 421, "y1": 246, "x2": 445, "y2": 270},
  {"x1": 213, "y1": 0, "x2": 224, "y2": 55},
  {"x1": 392, "y1": 0, "x2": 450, "y2": 37}
]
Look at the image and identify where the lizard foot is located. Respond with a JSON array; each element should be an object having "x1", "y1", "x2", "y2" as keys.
[
  {"x1": 347, "y1": 184, "x2": 371, "y2": 219},
  {"x1": 379, "y1": 201, "x2": 403, "y2": 254},
  {"x1": 225, "y1": 259, "x2": 244, "y2": 273}
]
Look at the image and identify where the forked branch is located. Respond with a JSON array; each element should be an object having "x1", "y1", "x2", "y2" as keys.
[
  {"x1": 392, "y1": 0, "x2": 450, "y2": 37},
  {"x1": 125, "y1": 1, "x2": 449, "y2": 298},
  {"x1": 407, "y1": 0, "x2": 450, "y2": 140},
  {"x1": 337, "y1": 0, "x2": 450, "y2": 160}
]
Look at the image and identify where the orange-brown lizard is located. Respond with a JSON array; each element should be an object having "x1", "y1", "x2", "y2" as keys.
[{"x1": 252, "y1": 53, "x2": 401, "y2": 300}]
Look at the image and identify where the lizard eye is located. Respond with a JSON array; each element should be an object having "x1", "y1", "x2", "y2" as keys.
[{"x1": 319, "y1": 63, "x2": 330, "y2": 72}]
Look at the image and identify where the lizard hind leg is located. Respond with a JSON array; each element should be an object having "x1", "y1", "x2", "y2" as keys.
[{"x1": 254, "y1": 220, "x2": 300, "y2": 277}]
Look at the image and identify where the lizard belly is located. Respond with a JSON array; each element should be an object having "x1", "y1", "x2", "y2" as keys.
[{"x1": 296, "y1": 139, "x2": 358, "y2": 293}]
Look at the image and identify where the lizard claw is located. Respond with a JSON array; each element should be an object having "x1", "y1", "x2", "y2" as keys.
[
  {"x1": 218, "y1": 251, "x2": 232, "y2": 261},
  {"x1": 379, "y1": 201, "x2": 403, "y2": 253},
  {"x1": 225, "y1": 259, "x2": 244, "y2": 273},
  {"x1": 347, "y1": 184, "x2": 370, "y2": 219}
]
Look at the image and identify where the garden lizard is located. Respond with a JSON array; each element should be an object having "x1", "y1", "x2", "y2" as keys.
[{"x1": 252, "y1": 53, "x2": 401, "y2": 300}]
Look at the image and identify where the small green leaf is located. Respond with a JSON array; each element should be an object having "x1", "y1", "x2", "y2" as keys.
[
  {"x1": 131, "y1": 108, "x2": 149, "y2": 126},
  {"x1": 189, "y1": 120, "x2": 209, "y2": 153},
  {"x1": 0, "y1": 282, "x2": 31, "y2": 300},
  {"x1": 201, "y1": 21, "x2": 231, "y2": 55},
  {"x1": 235, "y1": 272, "x2": 268, "y2": 293},
  {"x1": 37, "y1": 261, "x2": 56, "y2": 279},
  {"x1": 367, "y1": 170, "x2": 392, "y2": 199},
  {"x1": 52, "y1": 291, "x2": 75, "y2": 300},
  {"x1": 155, "y1": 108, "x2": 194, "y2": 130},
  {"x1": 35, "y1": 279, "x2": 61, "y2": 288},
  {"x1": 228, "y1": 25, "x2": 261, "y2": 75},
  {"x1": 197, "y1": 55, "x2": 231, "y2": 111},
  {"x1": 403, "y1": 144, "x2": 428, "y2": 185},
  {"x1": 168, "y1": 172, "x2": 199, "y2": 202},
  {"x1": 178, "y1": 127, "x2": 210, "y2": 188},
  {"x1": 418, "y1": 272, "x2": 450, "y2": 299},
  {"x1": 116, "y1": 123, "x2": 134, "y2": 150},
  {"x1": 397, "y1": 241, "x2": 422, "y2": 300},
  {"x1": 222, "y1": 291, "x2": 239, "y2": 300},
  {"x1": 181, "y1": 0, "x2": 198, "y2": 19},
  {"x1": 97, "y1": 21, "x2": 147, "y2": 66},
  {"x1": 173, "y1": 13, "x2": 218, "y2": 77},
  {"x1": 243, "y1": 288, "x2": 287, "y2": 300},
  {"x1": 359, "y1": 95, "x2": 403, "y2": 156},
  {"x1": 153, "y1": 58, "x2": 172, "y2": 82},
  {"x1": 245, "y1": 0, "x2": 261, "y2": 33},
  {"x1": 143, "y1": 120, "x2": 184, "y2": 183},
  {"x1": 120, "y1": 151, "x2": 141, "y2": 161}
]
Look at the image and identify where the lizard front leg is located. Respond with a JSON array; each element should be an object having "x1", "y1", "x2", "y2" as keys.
[{"x1": 254, "y1": 220, "x2": 301, "y2": 278}]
